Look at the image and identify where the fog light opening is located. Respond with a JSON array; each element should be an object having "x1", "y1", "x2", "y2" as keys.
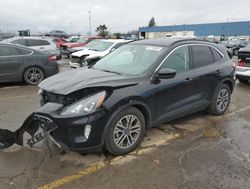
[{"x1": 84, "y1": 125, "x2": 92, "y2": 139}]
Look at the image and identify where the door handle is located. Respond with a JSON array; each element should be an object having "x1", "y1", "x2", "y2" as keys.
[{"x1": 40, "y1": 47, "x2": 45, "y2": 50}]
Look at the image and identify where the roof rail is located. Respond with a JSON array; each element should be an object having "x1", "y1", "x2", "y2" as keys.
[{"x1": 171, "y1": 38, "x2": 212, "y2": 45}]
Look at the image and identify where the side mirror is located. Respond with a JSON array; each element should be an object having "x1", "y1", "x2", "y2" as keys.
[{"x1": 157, "y1": 68, "x2": 176, "y2": 79}]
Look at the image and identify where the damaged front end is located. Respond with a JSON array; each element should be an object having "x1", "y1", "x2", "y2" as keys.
[{"x1": 0, "y1": 112, "x2": 57, "y2": 150}]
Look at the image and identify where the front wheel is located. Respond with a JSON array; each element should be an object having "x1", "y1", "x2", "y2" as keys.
[
  {"x1": 105, "y1": 107, "x2": 146, "y2": 155},
  {"x1": 23, "y1": 67, "x2": 44, "y2": 85},
  {"x1": 208, "y1": 84, "x2": 231, "y2": 115}
]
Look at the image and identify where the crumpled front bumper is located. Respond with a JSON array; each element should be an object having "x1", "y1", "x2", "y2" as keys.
[{"x1": 0, "y1": 102, "x2": 111, "y2": 153}]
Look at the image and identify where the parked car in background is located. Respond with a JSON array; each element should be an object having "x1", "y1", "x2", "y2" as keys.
[
  {"x1": 68, "y1": 39, "x2": 100, "y2": 54},
  {"x1": 236, "y1": 43, "x2": 250, "y2": 83},
  {"x1": 16, "y1": 38, "x2": 235, "y2": 155},
  {"x1": 0, "y1": 43, "x2": 58, "y2": 85},
  {"x1": 2, "y1": 36, "x2": 62, "y2": 60},
  {"x1": 53, "y1": 38, "x2": 67, "y2": 48},
  {"x1": 60, "y1": 36, "x2": 102, "y2": 56},
  {"x1": 70, "y1": 39, "x2": 130, "y2": 68},
  {"x1": 65, "y1": 36, "x2": 80, "y2": 43},
  {"x1": 221, "y1": 40, "x2": 248, "y2": 55},
  {"x1": 45, "y1": 30, "x2": 68, "y2": 38}
]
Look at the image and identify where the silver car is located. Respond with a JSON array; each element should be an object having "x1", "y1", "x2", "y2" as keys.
[{"x1": 2, "y1": 36, "x2": 61, "y2": 60}]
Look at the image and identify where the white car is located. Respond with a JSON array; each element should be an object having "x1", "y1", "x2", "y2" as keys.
[
  {"x1": 69, "y1": 39, "x2": 131, "y2": 68},
  {"x1": 2, "y1": 36, "x2": 61, "y2": 59}
]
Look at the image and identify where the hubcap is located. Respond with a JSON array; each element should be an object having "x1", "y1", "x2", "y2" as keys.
[
  {"x1": 113, "y1": 115, "x2": 141, "y2": 149},
  {"x1": 26, "y1": 68, "x2": 42, "y2": 84},
  {"x1": 216, "y1": 88, "x2": 229, "y2": 112}
]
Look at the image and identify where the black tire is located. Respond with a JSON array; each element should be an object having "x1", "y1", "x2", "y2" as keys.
[
  {"x1": 23, "y1": 67, "x2": 45, "y2": 85},
  {"x1": 105, "y1": 107, "x2": 146, "y2": 155},
  {"x1": 208, "y1": 84, "x2": 231, "y2": 115},
  {"x1": 239, "y1": 79, "x2": 248, "y2": 84}
]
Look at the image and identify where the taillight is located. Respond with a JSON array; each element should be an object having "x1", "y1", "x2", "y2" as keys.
[
  {"x1": 48, "y1": 55, "x2": 57, "y2": 62},
  {"x1": 237, "y1": 59, "x2": 246, "y2": 67}
]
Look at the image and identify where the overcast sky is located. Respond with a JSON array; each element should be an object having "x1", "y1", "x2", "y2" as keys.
[{"x1": 0, "y1": 0, "x2": 250, "y2": 35}]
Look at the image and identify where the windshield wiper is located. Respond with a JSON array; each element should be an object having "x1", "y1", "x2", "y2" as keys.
[{"x1": 101, "y1": 69, "x2": 122, "y2": 75}]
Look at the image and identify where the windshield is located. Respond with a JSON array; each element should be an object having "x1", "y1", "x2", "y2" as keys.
[
  {"x1": 93, "y1": 44, "x2": 166, "y2": 75},
  {"x1": 85, "y1": 40, "x2": 100, "y2": 48},
  {"x1": 89, "y1": 41, "x2": 114, "y2": 51},
  {"x1": 77, "y1": 38, "x2": 88, "y2": 43}
]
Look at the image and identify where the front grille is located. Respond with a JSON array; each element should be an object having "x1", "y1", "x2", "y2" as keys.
[{"x1": 70, "y1": 56, "x2": 80, "y2": 63}]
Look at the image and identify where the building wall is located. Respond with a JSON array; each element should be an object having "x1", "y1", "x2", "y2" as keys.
[
  {"x1": 145, "y1": 31, "x2": 194, "y2": 39},
  {"x1": 139, "y1": 21, "x2": 250, "y2": 37}
]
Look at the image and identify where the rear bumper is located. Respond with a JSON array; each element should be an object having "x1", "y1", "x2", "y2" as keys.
[
  {"x1": 236, "y1": 66, "x2": 250, "y2": 80},
  {"x1": 45, "y1": 64, "x2": 59, "y2": 77}
]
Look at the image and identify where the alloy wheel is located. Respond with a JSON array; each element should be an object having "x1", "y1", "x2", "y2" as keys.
[
  {"x1": 25, "y1": 67, "x2": 44, "y2": 85},
  {"x1": 113, "y1": 115, "x2": 141, "y2": 149},
  {"x1": 216, "y1": 88, "x2": 229, "y2": 112}
]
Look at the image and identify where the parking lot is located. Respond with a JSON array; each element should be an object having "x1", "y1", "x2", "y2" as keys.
[{"x1": 0, "y1": 57, "x2": 250, "y2": 189}]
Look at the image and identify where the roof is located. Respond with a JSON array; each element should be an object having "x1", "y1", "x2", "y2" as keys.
[
  {"x1": 130, "y1": 38, "x2": 211, "y2": 47},
  {"x1": 100, "y1": 39, "x2": 132, "y2": 43},
  {"x1": 139, "y1": 21, "x2": 250, "y2": 36},
  {"x1": 2, "y1": 36, "x2": 53, "y2": 42}
]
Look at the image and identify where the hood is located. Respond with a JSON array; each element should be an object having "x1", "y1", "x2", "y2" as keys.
[
  {"x1": 71, "y1": 49, "x2": 103, "y2": 58},
  {"x1": 39, "y1": 68, "x2": 139, "y2": 95},
  {"x1": 62, "y1": 42, "x2": 85, "y2": 48}
]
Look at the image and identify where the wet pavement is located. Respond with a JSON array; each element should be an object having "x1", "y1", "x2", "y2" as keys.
[{"x1": 0, "y1": 57, "x2": 250, "y2": 189}]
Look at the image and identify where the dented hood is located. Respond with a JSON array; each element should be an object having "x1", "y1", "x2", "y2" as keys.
[{"x1": 39, "y1": 68, "x2": 139, "y2": 95}]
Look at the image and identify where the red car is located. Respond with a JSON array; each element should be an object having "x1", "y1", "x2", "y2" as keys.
[
  {"x1": 60, "y1": 36, "x2": 102, "y2": 56},
  {"x1": 53, "y1": 38, "x2": 67, "y2": 48}
]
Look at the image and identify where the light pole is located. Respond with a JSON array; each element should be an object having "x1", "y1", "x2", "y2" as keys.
[{"x1": 88, "y1": 10, "x2": 91, "y2": 36}]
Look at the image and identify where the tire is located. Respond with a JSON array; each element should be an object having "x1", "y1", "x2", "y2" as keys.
[
  {"x1": 239, "y1": 79, "x2": 248, "y2": 84},
  {"x1": 23, "y1": 67, "x2": 45, "y2": 85},
  {"x1": 105, "y1": 107, "x2": 146, "y2": 155},
  {"x1": 208, "y1": 84, "x2": 231, "y2": 115}
]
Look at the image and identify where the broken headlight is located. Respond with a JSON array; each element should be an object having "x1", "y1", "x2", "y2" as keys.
[{"x1": 59, "y1": 91, "x2": 106, "y2": 116}]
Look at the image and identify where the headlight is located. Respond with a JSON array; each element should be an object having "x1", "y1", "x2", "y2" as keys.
[{"x1": 59, "y1": 91, "x2": 106, "y2": 116}]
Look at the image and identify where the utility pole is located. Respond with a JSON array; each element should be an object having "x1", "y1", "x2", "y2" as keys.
[{"x1": 88, "y1": 10, "x2": 91, "y2": 36}]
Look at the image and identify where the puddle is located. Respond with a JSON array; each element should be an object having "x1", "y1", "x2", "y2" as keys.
[{"x1": 203, "y1": 127, "x2": 221, "y2": 138}]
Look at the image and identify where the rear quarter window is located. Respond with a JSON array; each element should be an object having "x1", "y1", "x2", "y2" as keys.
[
  {"x1": 191, "y1": 45, "x2": 213, "y2": 68},
  {"x1": 210, "y1": 47, "x2": 223, "y2": 62}
]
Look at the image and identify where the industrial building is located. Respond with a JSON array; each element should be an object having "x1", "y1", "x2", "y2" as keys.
[{"x1": 139, "y1": 21, "x2": 250, "y2": 39}]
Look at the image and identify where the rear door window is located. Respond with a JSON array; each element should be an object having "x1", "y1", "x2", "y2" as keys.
[
  {"x1": 210, "y1": 47, "x2": 223, "y2": 62},
  {"x1": 191, "y1": 45, "x2": 213, "y2": 68}
]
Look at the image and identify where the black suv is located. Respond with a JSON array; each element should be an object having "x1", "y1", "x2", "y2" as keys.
[{"x1": 0, "y1": 39, "x2": 235, "y2": 155}]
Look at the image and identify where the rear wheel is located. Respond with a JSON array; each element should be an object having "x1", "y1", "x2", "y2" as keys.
[
  {"x1": 23, "y1": 67, "x2": 44, "y2": 85},
  {"x1": 208, "y1": 84, "x2": 231, "y2": 115},
  {"x1": 105, "y1": 107, "x2": 146, "y2": 155}
]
